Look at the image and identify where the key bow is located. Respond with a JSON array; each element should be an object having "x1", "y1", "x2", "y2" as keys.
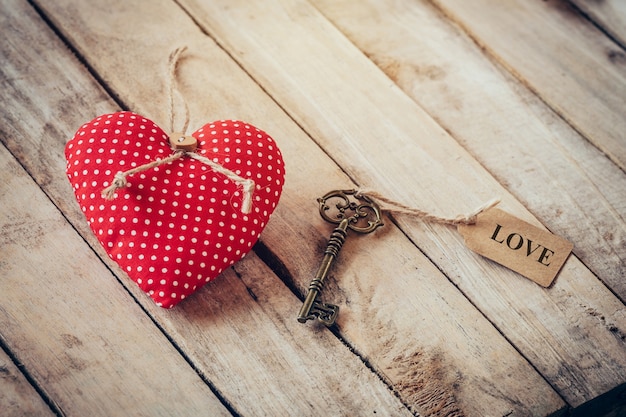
[{"x1": 318, "y1": 189, "x2": 383, "y2": 233}]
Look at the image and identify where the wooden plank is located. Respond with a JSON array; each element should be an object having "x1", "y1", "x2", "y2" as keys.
[
  {"x1": 310, "y1": 0, "x2": 626, "y2": 303},
  {"x1": 10, "y1": 0, "x2": 568, "y2": 416},
  {"x1": 0, "y1": 348, "x2": 54, "y2": 417},
  {"x1": 570, "y1": 0, "x2": 626, "y2": 49},
  {"x1": 0, "y1": 147, "x2": 232, "y2": 416},
  {"x1": 143, "y1": 253, "x2": 418, "y2": 416},
  {"x1": 0, "y1": 1, "x2": 414, "y2": 416},
  {"x1": 169, "y1": 0, "x2": 624, "y2": 408},
  {"x1": 429, "y1": 0, "x2": 626, "y2": 173}
]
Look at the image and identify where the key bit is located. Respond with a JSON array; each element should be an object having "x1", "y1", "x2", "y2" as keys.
[{"x1": 297, "y1": 190, "x2": 383, "y2": 326}]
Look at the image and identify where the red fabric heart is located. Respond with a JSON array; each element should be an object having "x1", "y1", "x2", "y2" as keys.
[{"x1": 65, "y1": 111, "x2": 285, "y2": 308}]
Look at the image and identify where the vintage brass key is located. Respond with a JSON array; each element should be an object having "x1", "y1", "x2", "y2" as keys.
[{"x1": 297, "y1": 190, "x2": 383, "y2": 326}]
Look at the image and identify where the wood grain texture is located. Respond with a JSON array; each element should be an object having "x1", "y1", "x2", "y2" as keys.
[
  {"x1": 5, "y1": 0, "x2": 625, "y2": 414},
  {"x1": 0, "y1": 1, "x2": 417, "y2": 416},
  {"x1": 172, "y1": 0, "x2": 626, "y2": 408},
  {"x1": 0, "y1": 145, "x2": 232, "y2": 417},
  {"x1": 570, "y1": 0, "x2": 626, "y2": 49},
  {"x1": 15, "y1": 0, "x2": 568, "y2": 415},
  {"x1": 0, "y1": 349, "x2": 53, "y2": 417},
  {"x1": 139, "y1": 254, "x2": 416, "y2": 417},
  {"x1": 430, "y1": 0, "x2": 626, "y2": 173},
  {"x1": 311, "y1": 0, "x2": 626, "y2": 301}
]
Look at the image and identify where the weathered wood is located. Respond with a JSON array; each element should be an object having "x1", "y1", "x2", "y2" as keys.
[
  {"x1": 429, "y1": 0, "x2": 626, "y2": 173},
  {"x1": 171, "y1": 0, "x2": 624, "y2": 408},
  {"x1": 142, "y1": 253, "x2": 418, "y2": 416},
  {"x1": 0, "y1": 348, "x2": 54, "y2": 417},
  {"x1": 0, "y1": 126, "x2": 412, "y2": 416},
  {"x1": 570, "y1": 0, "x2": 626, "y2": 49},
  {"x1": 311, "y1": 0, "x2": 626, "y2": 301},
  {"x1": 30, "y1": 0, "x2": 624, "y2": 413},
  {"x1": 0, "y1": 1, "x2": 418, "y2": 416},
  {"x1": 0, "y1": 146, "x2": 232, "y2": 417},
  {"x1": 10, "y1": 0, "x2": 569, "y2": 415}
]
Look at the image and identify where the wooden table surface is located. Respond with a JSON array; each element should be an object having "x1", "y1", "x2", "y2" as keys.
[{"x1": 2, "y1": 0, "x2": 625, "y2": 416}]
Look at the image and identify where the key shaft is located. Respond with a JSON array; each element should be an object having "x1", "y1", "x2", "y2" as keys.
[{"x1": 297, "y1": 218, "x2": 349, "y2": 324}]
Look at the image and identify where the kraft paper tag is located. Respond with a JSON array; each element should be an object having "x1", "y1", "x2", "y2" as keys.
[{"x1": 458, "y1": 208, "x2": 573, "y2": 287}]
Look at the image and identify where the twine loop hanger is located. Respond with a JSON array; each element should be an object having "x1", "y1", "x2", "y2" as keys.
[{"x1": 101, "y1": 46, "x2": 255, "y2": 214}]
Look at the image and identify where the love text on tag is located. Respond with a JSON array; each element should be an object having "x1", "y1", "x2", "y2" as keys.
[{"x1": 458, "y1": 208, "x2": 573, "y2": 287}]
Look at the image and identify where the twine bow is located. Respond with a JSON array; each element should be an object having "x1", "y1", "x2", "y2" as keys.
[{"x1": 101, "y1": 46, "x2": 255, "y2": 214}]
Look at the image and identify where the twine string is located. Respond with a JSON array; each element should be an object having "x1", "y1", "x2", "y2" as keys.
[
  {"x1": 186, "y1": 152, "x2": 255, "y2": 214},
  {"x1": 101, "y1": 151, "x2": 184, "y2": 200},
  {"x1": 101, "y1": 46, "x2": 256, "y2": 214},
  {"x1": 168, "y1": 46, "x2": 191, "y2": 135},
  {"x1": 355, "y1": 189, "x2": 500, "y2": 225}
]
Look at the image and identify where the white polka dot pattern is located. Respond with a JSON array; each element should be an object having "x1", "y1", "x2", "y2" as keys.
[{"x1": 65, "y1": 111, "x2": 285, "y2": 308}]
